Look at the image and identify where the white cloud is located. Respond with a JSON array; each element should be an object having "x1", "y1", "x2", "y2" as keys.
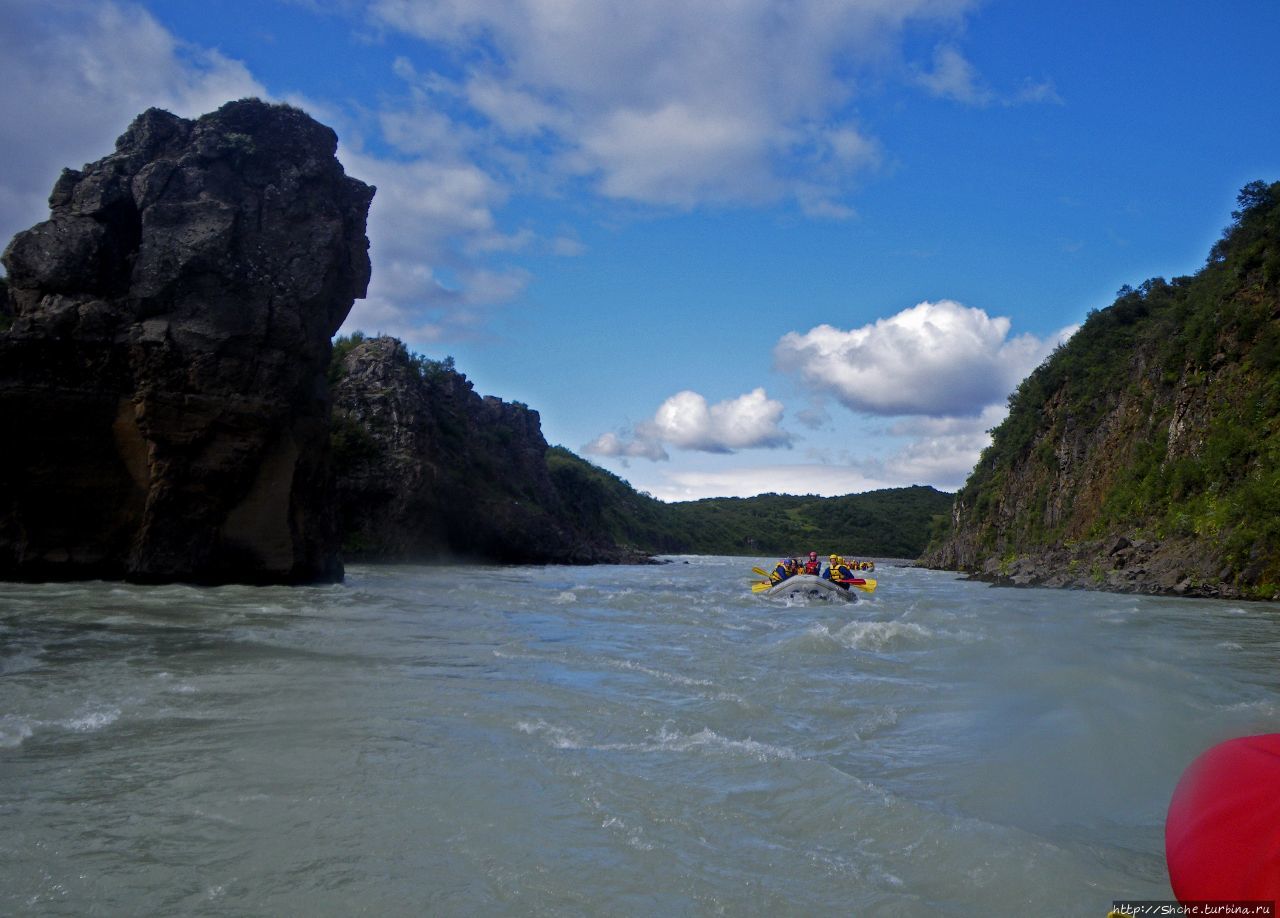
[
  {"x1": 643, "y1": 463, "x2": 892, "y2": 502},
  {"x1": 914, "y1": 45, "x2": 992, "y2": 105},
  {"x1": 585, "y1": 388, "x2": 792, "y2": 461},
  {"x1": 873, "y1": 404, "x2": 1009, "y2": 489},
  {"x1": 464, "y1": 75, "x2": 569, "y2": 139},
  {"x1": 639, "y1": 440, "x2": 982, "y2": 500},
  {"x1": 371, "y1": 0, "x2": 980, "y2": 212},
  {"x1": 584, "y1": 431, "x2": 669, "y2": 462},
  {"x1": 915, "y1": 44, "x2": 1064, "y2": 108},
  {"x1": 622, "y1": 426, "x2": 987, "y2": 501},
  {"x1": 589, "y1": 306, "x2": 1075, "y2": 495},
  {"x1": 335, "y1": 148, "x2": 534, "y2": 342},
  {"x1": 574, "y1": 103, "x2": 776, "y2": 207},
  {"x1": 775, "y1": 300, "x2": 1074, "y2": 417},
  {"x1": 1011, "y1": 78, "x2": 1063, "y2": 106},
  {"x1": 0, "y1": 1, "x2": 265, "y2": 249},
  {"x1": 653, "y1": 389, "x2": 792, "y2": 452}
]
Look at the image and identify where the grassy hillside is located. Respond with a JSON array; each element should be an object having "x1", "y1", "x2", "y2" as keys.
[
  {"x1": 925, "y1": 181, "x2": 1280, "y2": 597},
  {"x1": 548, "y1": 448, "x2": 950, "y2": 558}
]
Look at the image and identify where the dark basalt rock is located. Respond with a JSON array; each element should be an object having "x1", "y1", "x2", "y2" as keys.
[
  {"x1": 0, "y1": 99, "x2": 374, "y2": 584},
  {"x1": 332, "y1": 336, "x2": 648, "y2": 564}
]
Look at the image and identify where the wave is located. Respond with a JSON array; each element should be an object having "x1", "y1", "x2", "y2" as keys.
[
  {"x1": 833, "y1": 620, "x2": 934, "y2": 652},
  {"x1": 517, "y1": 718, "x2": 587, "y2": 750},
  {"x1": 58, "y1": 706, "x2": 122, "y2": 732},
  {"x1": 0, "y1": 705, "x2": 123, "y2": 748},
  {"x1": 609, "y1": 658, "x2": 714, "y2": 688},
  {"x1": 781, "y1": 619, "x2": 936, "y2": 654},
  {"x1": 517, "y1": 719, "x2": 796, "y2": 762},
  {"x1": 0, "y1": 715, "x2": 34, "y2": 748},
  {"x1": 644, "y1": 726, "x2": 797, "y2": 762}
]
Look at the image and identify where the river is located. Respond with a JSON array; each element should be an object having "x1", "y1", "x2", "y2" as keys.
[{"x1": 2, "y1": 556, "x2": 1277, "y2": 915}]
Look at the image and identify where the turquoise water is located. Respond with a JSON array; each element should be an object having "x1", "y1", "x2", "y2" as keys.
[{"x1": 2, "y1": 557, "x2": 1278, "y2": 915}]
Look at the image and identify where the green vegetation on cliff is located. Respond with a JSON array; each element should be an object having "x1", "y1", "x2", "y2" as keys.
[{"x1": 928, "y1": 181, "x2": 1280, "y2": 597}]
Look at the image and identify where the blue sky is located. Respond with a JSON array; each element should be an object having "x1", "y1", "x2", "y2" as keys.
[{"x1": 3, "y1": 0, "x2": 1279, "y2": 500}]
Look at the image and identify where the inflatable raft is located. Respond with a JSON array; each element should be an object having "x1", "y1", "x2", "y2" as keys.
[{"x1": 760, "y1": 574, "x2": 856, "y2": 601}]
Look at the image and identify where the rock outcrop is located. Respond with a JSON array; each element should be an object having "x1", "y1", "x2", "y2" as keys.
[
  {"x1": 921, "y1": 182, "x2": 1280, "y2": 601},
  {"x1": 331, "y1": 336, "x2": 649, "y2": 564},
  {"x1": 0, "y1": 99, "x2": 374, "y2": 584}
]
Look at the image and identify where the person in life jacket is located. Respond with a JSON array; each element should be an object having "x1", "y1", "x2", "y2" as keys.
[
  {"x1": 769, "y1": 558, "x2": 798, "y2": 584},
  {"x1": 1165, "y1": 733, "x2": 1280, "y2": 902},
  {"x1": 827, "y1": 554, "x2": 854, "y2": 586},
  {"x1": 803, "y1": 551, "x2": 821, "y2": 575}
]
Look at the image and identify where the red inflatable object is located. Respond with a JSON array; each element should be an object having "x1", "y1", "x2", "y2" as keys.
[{"x1": 1166, "y1": 733, "x2": 1280, "y2": 902}]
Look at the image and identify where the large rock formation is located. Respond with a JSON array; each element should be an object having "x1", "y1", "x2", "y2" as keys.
[
  {"x1": 331, "y1": 336, "x2": 648, "y2": 564},
  {"x1": 921, "y1": 182, "x2": 1280, "y2": 601},
  {"x1": 0, "y1": 99, "x2": 374, "y2": 583}
]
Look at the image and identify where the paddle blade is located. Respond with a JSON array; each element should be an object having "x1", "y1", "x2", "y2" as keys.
[
  {"x1": 750, "y1": 581, "x2": 772, "y2": 592},
  {"x1": 850, "y1": 578, "x2": 877, "y2": 593},
  {"x1": 752, "y1": 566, "x2": 772, "y2": 578}
]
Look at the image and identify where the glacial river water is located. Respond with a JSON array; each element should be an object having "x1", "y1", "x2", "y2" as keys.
[{"x1": 2, "y1": 556, "x2": 1278, "y2": 916}]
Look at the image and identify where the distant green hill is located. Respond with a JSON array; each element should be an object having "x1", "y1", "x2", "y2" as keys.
[
  {"x1": 922, "y1": 181, "x2": 1280, "y2": 600},
  {"x1": 548, "y1": 447, "x2": 951, "y2": 558}
]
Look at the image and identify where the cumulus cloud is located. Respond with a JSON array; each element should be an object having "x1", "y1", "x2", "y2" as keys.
[
  {"x1": 370, "y1": 0, "x2": 981, "y2": 214},
  {"x1": 624, "y1": 411, "x2": 997, "y2": 500},
  {"x1": 634, "y1": 439, "x2": 982, "y2": 501},
  {"x1": 337, "y1": 149, "x2": 534, "y2": 341},
  {"x1": 0, "y1": 0, "x2": 265, "y2": 248},
  {"x1": 874, "y1": 404, "x2": 1009, "y2": 488},
  {"x1": 573, "y1": 103, "x2": 775, "y2": 207},
  {"x1": 775, "y1": 300, "x2": 1074, "y2": 417},
  {"x1": 585, "y1": 388, "x2": 792, "y2": 461},
  {"x1": 769, "y1": 305, "x2": 1076, "y2": 495}
]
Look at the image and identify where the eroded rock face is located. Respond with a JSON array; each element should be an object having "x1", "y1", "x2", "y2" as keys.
[
  {"x1": 332, "y1": 337, "x2": 641, "y2": 564},
  {"x1": 0, "y1": 100, "x2": 374, "y2": 583}
]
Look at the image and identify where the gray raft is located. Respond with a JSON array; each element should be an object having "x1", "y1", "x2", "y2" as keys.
[{"x1": 762, "y1": 574, "x2": 855, "y2": 601}]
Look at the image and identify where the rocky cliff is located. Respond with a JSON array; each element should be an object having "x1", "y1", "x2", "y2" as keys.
[
  {"x1": 921, "y1": 182, "x2": 1280, "y2": 601},
  {"x1": 331, "y1": 336, "x2": 648, "y2": 564},
  {"x1": 0, "y1": 100, "x2": 374, "y2": 584}
]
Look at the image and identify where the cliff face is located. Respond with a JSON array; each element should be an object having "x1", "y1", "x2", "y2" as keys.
[
  {"x1": 922, "y1": 182, "x2": 1280, "y2": 601},
  {"x1": 331, "y1": 336, "x2": 644, "y2": 564},
  {"x1": 0, "y1": 100, "x2": 374, "y2": 584}
]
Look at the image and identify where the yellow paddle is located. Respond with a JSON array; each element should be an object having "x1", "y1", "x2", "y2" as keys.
[{"x1": 750, "y1": 581, "x2": 772, "y2": 592}]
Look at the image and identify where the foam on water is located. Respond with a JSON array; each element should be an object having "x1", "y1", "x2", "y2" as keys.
[
  {"x1": 58, "y1": 706, "x2": 121, "y2": 732},
  {"x1": 517, "y1": 719, "x2": 796, "y2": 761},
  {"x1": 0, "y1": 714, "x2": 33, "y2": 748},
  {"x1": 832, "y1": 618, "x2": 934, "y2": 651}
]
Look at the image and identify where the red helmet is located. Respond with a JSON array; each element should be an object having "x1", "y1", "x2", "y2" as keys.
[{"x1": 809, "y1": 551, "x2": 818, "y2": 559}]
